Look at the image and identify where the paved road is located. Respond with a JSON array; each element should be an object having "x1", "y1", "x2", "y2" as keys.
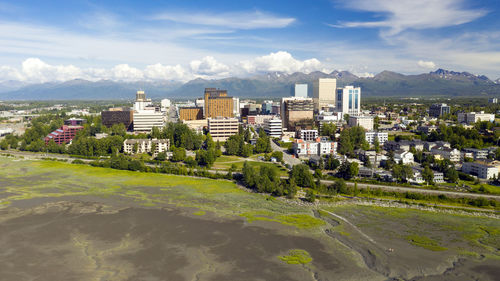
[
  {"x1": 270, "y1": 140, "x2": 301, "y2": 166},
  {"x1": 4, "y1": 149, "x2": 500, "y2": 201}
]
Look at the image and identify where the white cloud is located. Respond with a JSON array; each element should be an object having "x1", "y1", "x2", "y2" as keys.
[
  {"x1": 108, "y1": 64, "x2": 144, "y2": 81},
  {"x1": 238, "y1": 51, "x2": 323, "y2": 74},
  {"x1": 144, "y1": 64, "x2": 188, "y2": 81},
  {"x1": 190, "y1": 56, "x2": 230, "y2": 76},
  {"x1": 332, "y1": 0, "x2": 487, "y2": 36},
  {"x1": 21, "y1": 58, "x2": 83, "y2": 83},
  {"x1": 0, "y1": 52, "x2": 328, "y2": 83},
  {"x1": 417, "y1": 60, "x2": 437, "y2": 69},
  {"x1": 0, "y1": 66, "x2": 23, "y2": 81},
  {"x1": 152, "y1": 10, "x2": 295, "y2": 29}
]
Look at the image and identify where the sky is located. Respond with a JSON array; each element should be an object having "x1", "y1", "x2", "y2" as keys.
[{"x1": 0, "y1": 0, "x2": 499, "y2": 83}]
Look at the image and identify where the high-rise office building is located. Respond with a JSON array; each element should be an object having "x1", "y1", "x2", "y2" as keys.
[
  {"x1": 429, "y1": 103, "x2": 450, "y2": 118},
  {"x1": 133, "y1": 110, "x2": 164, "y2": 132},
  {"x1": 101, "y1": 107, "x2": 134, "y2": 131},
  {"x1": 281, "y1": 97, "x2": 314, "y2": 131},
  {"x1": 294, "y1": 83, "x2": 308, "y2": 98},
  {"x1": 208, "y1": 117, "x2": 239, "y2": 141},
  {"x1": 264, "y1": 118, "x2": 283, "y2": 138},
  {"x1": 336, "y1": 86, "x2": 361, "y2": 115},
  {"x1": 313, "y1": 78, "x2": 337, "y2": 111},
  {"x1": 133, "y1": 90, "x2": 152, "y2": 111},
  {"x1": 204, "y1": 88, "x2": 234, "y2": 118}
]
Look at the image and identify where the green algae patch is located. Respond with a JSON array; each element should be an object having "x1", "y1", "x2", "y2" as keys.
[
  {"x1": 193, "y1": 210, "x2": 206, "y2": 216},
  {"x1": 406, "y1": 235, "x2": 447, "y2": 251},
  {"x1": 240, "y1": 211, "x2": 325, "y2": 229},
  {"x1": 279, "y1": 249, "x2": 312, "y2": 264}
]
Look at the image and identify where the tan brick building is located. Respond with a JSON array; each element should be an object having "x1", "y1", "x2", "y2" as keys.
[
  {"x1": 179, "y1": 107, "x2": 203, "y2": 121},
  {"x1": 204, "y1": 88, "x2": 234, "y2": 118}
]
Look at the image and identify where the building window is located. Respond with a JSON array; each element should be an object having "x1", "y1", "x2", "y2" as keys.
[
  {"x1": 349, "y1": 93, "x2": 352, "y2": 109},
  {"x1": 355, "y1": 93, "x2": 358, "y2": 110}
]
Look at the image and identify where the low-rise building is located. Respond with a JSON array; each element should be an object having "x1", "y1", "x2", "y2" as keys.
[
  {"x1": 430, "y1": 147, "x2": 461, "y2": 162},
  {"x1": 293, "y1": 137, "x2": 337, "y2": 157},
  {"x1": 417, "y1": 125, "x2": 438, "y2": 134},
  {"x1": 208, "y1": 117, "x2": 239, "y2": 141},
  {"x1": 457, "y1": 111, "x2": 495, "y2": 124},
  {"x1": 384, "y1": 141, "x2": 411, "y2": 152},
  {"x1": 247, "y1": 114, "x2": 274, "y2": 126},
  {"x1": 298, "y1": 129, "x2": 319, "y2": 141},
  {"x1": 424, "y1": 141, "x2": 451, "y2": 151},
  {"x1": 123, "y1": 138, "x2": 170, "y2": 156},
  {"x1": 394, "y1": 150, "x2": 414, "y2": 165},
  {"x1": 356, "y1": 149, "x2": 386, "y2": 168},
  {"x1": 412, "y1": 167, "x2": 444, "y2": 183},
  {"x1": 463, "y1": 148, "x2": 489, "y2": 160},
  {"x1": 348, "y1": 115, "x2": 374, "y2": 131},
  {"x1": 462, "y1": 161, "x2": 499, "y2": 179},
  {"x1": 44, "y1": 125, "x2": 84, "y2": 145},
  {"x1": 365, "y1": 131, "x2": 388, "y2": 145}
]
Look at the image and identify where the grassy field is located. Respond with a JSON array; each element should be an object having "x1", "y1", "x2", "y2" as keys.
[
  {"x1": 0, "y1": 157, "x2": 311, "y2": 230},
  {"x1": 323, "y1": 204, "x2": 500, "y2": 258},
  {"x1": 1, "y1": 156, "x2": 500, "y2": 273}
]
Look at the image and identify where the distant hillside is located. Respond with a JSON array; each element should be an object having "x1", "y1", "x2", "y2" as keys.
[
  {"x1": 0, "y1": 80, "x2": 182, "y2": 100},
  {"x1": 1, "y1": 69, "x2": 499, "y2": 100}
]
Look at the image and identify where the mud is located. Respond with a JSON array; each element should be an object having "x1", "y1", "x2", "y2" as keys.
[{"x1": 0, "y1": 201, "x2": 348, "y2": 281}]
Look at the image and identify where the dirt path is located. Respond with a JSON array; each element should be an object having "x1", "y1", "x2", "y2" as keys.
[{"x1": 321, "y1": 210, "x2": 380, "y2": 247}]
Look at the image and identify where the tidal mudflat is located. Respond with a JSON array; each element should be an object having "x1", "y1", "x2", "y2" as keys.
[{"x1": 0, "y1": 157, "x2": 498, "y2": 280}]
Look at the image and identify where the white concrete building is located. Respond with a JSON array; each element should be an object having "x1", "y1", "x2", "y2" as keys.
[
  {"x1": 462, "y1": 161, "x2": 499, "y2": 179},
  {"x1": 133, "y1": 90, "x2": 152, "y2": 111},
  {"x1": 348, "y1": 115, "x2": 374, "y2": 131},
  {"x1": 336, "y1": 86, "x2": 361, "y2": 116},
  {"x1": 295, "y1": 83, "x2": 308, "y2": 98},
  {"x1": 298, "y1": 129, "x2": 319, "y2": 141},
  {"x1": 457, "y1": 111, "x2": 495, "y2": 124},
  {"x1": 293, "y1": 138, "x2": 337, "y2": 157},
  {"x1": 123, "y1": 138, "x2": 170, "y2": 156},
  {"x1": 233, "y1": 97, "x2": 240, "y2": 117},
  {"x1": 394, "y1": 150, "x2": 414, "y2": 165},
  {"x1": 263, "y1": 118, "x2": 282, "y2": 138},
  {"x1": 365, "y1": 131, "x2": 388, "y2": 145},
  {"x1": 313, "y1": 78, "x2": 337, "y2": 110},
  {"x1": 160, "y1": 99, "x2": 171, "y2": 111},
  {"x1": 208, "y1": 117, "x2": 239, "y2": 141},
  {"x1": 133, "y1": 110, "x2": 165, "y2": 132}
]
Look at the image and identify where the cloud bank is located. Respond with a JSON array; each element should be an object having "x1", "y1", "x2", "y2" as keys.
[{"x1": 0, "y1": 52, "x2": 326, "y2": 83}]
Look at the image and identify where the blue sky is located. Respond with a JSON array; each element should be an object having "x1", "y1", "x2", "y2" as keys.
[{"x1": 0, "y1": 0, "x2": 499, "y2": 83}]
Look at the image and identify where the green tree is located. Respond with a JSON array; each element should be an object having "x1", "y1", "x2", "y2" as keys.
[
  {"x1": 445, "y1": 167, "x2": 458, "y2": 183},
  {"x1": 338, "y1": 160, "x2": 358, "y2": 180},
  {"x1": 422, "y1": 166, "x2": 434, "y2": 185},
  {"x1": 305, "y1": 189, "x2": 315, "y2": 202},
  {"x1": 171, "y1": 147, "x2": 186, "y2": 162},
  {"x1": 290, "y1": 164, "x2": 315, "y2": 188}
]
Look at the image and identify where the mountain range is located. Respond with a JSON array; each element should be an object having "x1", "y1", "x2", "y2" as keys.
[{"x1": 0, "y1": 69, "x2": 499, "y2": 100}]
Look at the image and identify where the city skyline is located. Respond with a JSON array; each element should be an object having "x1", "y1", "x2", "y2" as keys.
[{"x1": 0, "y1": 0, "x2": 499, "y2": 83}]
